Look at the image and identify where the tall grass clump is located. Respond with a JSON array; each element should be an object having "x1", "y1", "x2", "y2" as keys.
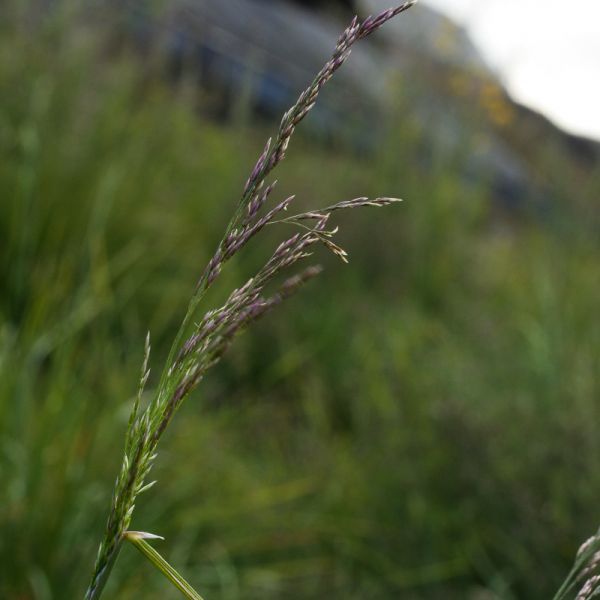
[
  {"x1": 4, "y1": 0, "x2": 600, "y2": 597},
  {"x1": 84, "y1": 3, "x2": 419, "y2": 598}
]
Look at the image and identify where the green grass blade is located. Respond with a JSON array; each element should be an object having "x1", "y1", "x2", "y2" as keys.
[{"x1": 124, "y1": 532, "x2": 204, "y2": 600}]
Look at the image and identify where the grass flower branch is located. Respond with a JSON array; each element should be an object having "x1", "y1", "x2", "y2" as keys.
[
  {"x1": 84, "y1": 2, "x2": 418, "y2": 598},
  {"x1": 555, "y1": 530, "x2": 600, "y2": 600}
]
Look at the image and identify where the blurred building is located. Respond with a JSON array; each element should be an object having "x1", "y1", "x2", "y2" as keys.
[
  {"x1": 126, "y1": 0, "x2": 386, "y2": 149},
  {"x1": 119, "y1": 0, "x2": 596, "y2": 213}
]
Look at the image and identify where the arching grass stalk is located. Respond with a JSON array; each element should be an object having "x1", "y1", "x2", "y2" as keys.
[{"x1": 83, "y1": 2, "x2": 418, "y2": 598}]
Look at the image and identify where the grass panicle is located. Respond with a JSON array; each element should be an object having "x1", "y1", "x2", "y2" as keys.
[
  {"x1": 84, "y1": 2, "x2": 418, "y2": 598},
  {"x1": 555, "y1": 530, "x2": 600, "y2": 600}
]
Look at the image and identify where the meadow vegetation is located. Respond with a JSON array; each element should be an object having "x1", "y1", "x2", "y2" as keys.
[{"x1": 1, "y1": 5, "x2": 600, "y2": 599}]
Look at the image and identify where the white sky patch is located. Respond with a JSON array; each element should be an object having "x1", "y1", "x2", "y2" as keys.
[{"x1": 423, "y1": 0, "x2": 600, "y2": 140}]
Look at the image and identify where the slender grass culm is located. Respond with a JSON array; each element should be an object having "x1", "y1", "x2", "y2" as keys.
[{"x1": 84, "y1": 2, "x2": 419, "y2": 598}]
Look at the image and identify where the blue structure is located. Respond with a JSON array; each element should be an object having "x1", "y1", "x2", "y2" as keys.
[{"x1": 124, "y1": 0, "x2": 385, "y2": 147}]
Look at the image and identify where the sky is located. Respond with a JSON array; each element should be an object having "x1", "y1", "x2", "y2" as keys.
[{"x1": 422, "y1": 0, "x2": 600, "y2": 141}]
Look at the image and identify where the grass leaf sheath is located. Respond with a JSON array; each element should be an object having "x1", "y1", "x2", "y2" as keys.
[{"x1": 124, "y1": 532, "x2": 204, "y2": 600}]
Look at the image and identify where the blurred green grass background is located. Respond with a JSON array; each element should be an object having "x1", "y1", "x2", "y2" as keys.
[{"x1": 1, "y1": 4, "x2": 600, "y2": 599}]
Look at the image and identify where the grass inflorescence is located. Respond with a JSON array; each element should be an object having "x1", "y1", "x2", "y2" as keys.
[{"x1": 84, "y1": 3, "x2": 418, "y2": 598}]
